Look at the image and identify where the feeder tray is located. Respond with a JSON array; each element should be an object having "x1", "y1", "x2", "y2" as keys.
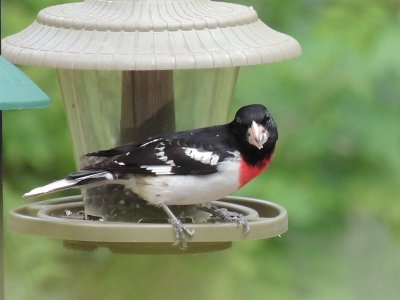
[{"x1": 9, "y1": 196, "x2": 287, "y2": 254}]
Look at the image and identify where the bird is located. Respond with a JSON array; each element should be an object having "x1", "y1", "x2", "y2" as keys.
[{"x1": 24, "y1": 104, "x2": 278, "y2": 249}]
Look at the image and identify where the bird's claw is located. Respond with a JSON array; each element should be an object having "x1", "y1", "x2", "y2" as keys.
[
  {"x1": 206, "y1": 207, "x2": 250, "y2": 235},
  {"x1": 159, "y1": 204, "x2": 194, "y2": 250},
  {"x1": 168, "y1": 218, "x2": 194, "y2": 250}
]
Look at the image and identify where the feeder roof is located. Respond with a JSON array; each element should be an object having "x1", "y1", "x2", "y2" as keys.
[
  {"x1": 1, "y1": 0, "x2": 301, "y2": 70},
  {"x1": 0, "y1": 55, "x2": 50, "y2": 109}
]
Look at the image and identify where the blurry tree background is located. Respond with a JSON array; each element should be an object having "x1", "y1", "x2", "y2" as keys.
[{"x1": 2, "y1": 0, "x2": 400, "y2": 299}]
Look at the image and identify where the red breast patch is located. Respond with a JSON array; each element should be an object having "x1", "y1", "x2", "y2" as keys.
[{"x1": 239, "y1": 157, "x2": 272, "y2": 187}]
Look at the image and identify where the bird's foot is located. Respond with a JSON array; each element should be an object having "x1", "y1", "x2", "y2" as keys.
[
  {"x1": 202, "y1": 206, "x2": 250, "y2": 235},
  {"x1": 160, "y1": 204, "x2": 194, "y2": 250},
  {"x1": 168, "y1": 217, "x2": 195, "y2": 250}
]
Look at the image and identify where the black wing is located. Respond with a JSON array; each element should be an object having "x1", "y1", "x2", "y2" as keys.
[{"x1": 83, "y1": 125, "x2": 238, "y2": 176}]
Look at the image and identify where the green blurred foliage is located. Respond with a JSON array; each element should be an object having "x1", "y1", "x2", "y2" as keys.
[{"x1": 2, "y1": 0, "x2": 400, "y2": 299}]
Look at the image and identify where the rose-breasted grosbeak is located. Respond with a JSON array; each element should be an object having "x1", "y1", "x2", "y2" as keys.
[{"x1": 25, "y1": 104, "x2": 278, "y2": 248}]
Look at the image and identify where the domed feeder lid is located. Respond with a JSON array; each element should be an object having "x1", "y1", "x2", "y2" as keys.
[
  {"x1": 2, "y1": 0, "x2": 301, "y2": 70},
  {"x1": 9, "y1": 196, "x2": 288, "y2": 254}
]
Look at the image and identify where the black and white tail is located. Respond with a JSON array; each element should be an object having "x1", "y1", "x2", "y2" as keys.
[{"x1": 23, "y1": 170, "x2": 114, "y2": 198}]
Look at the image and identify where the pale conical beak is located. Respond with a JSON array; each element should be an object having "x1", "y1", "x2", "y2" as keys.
[{"x1": 248, "y1": 121, "x2": 269, "y2": 149}]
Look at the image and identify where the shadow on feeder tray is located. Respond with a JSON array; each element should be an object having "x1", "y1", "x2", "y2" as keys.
[{"x1": 80, "y1": 186, "x2": 212, "y2": 224}]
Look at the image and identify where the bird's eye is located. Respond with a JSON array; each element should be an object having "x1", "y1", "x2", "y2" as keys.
[{"x1": 264, "y1": 115, "x2": 271, "y2": 122}]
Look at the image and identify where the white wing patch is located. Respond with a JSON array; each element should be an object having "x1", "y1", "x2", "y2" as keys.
[
  {"x1": 140, "y1": 165, "x2": 173, "y2": 175},
  {"x1": 183, "y1": 147, "x2": 220, "y2": 165},
  {"x1": 139, "y1": 142, "x2": 176, "y2": 175},
  {"x1": 154, "y1": 142, "x2": 175, "y2": 166},
  {"x1": 155, "y1": 151, "x2": 168, "y2": 162},
  {"x1": 155, "y1": 144, "x2": 165, "y2": 151}
]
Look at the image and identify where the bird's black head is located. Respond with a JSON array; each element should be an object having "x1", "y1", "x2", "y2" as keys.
[{"x1": 230, "y1": 104, "x2": 278, "y2": 164}]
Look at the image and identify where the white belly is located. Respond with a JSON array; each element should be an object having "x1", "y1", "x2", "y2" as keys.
[{"x1": 127, "y1": 161, "x2": 241, "y2": 205}]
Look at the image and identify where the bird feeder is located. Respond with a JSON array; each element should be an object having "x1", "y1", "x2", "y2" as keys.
[{"x1": 2, "y1": 0, "x2": 300, "y2": 253}]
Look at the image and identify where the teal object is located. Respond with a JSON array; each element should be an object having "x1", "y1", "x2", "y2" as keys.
[{"x1": 0, "y1": 55, "x2": 50, "y2": 110}]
